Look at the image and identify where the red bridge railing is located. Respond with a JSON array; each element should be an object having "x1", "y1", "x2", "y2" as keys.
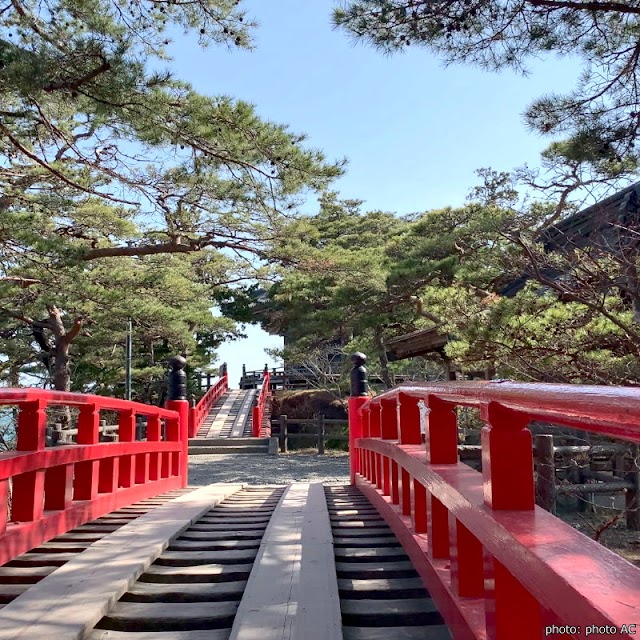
[
  {"x1": 0, "y1": 383, "x2": 189, "y2": 567},
  {"x1": 348, "y1": 363, "x2": 640, "y2": 640},
  {"x1": 189, "y1": 364, "x2": 228, "y2": 438},
  {"x1": 252, "y1": 369, "x2": 271, "y2": 437}
]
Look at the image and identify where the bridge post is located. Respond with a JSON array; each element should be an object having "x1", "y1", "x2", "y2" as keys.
[
  {"x1": 348, "y1": 352, "x2": 369, "y2": 485},
  {"x1": 166, "y1": 355, "x2": 189, "y2": 487}
]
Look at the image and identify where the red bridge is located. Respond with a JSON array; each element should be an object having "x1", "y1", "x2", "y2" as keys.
[{"x1": 0, "y1": 355, "x2": 639, "y2": 639}]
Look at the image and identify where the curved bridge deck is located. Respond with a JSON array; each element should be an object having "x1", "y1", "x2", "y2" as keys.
[{"x1": 0, "y1": 482, "x2": 451, "y2": 640}]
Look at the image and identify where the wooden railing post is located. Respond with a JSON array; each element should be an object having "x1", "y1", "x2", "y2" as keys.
[
  {"x1": 348, "y1": 352, "x2": 369, "y2": 485},
  {"x1": 317, "y1": 413, "x2": 325, "y2": 455},
  {"x1": 12, "y1": 398, "x2": 47, "y2": 522},
  {"x1": 74, "y1": 403, "x2": 101, "y2": 500},
  {"x1": 397, "y1": 392, "x2": 422, "y2": 444},
  {"x1": 425, "y1": 395, "x2": 458, "y2": 464},
  {"x1": 280, "y1": 415, "x2": 288, "y2": 453},
  {"x1": 165, "y1": 355, "x2": 189, "y2": 488},
  {"x1": 481, "y1": 402, "x2": 535, "y2": 510}
]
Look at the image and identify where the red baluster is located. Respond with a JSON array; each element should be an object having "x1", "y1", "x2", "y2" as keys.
[
  {"x1": 450, "y1": 518, "x2": 484, "y2": 597},
  {"x1": 74, "y1": 404, "x2": 101, "y2": 500},
  {"x1": 390, "y1": 459, "x2": 399, "y2": 505},
  {"x1": 428, "y1": 494, "x2": 449, "y2": 559},
  {"x1": 398, "y1": 392, "x2": 421, "y2": 444},
  {"x1": 401, "y1": 468, "x2": 411, "y2": 516},
  {"x1": 12, "y1": 398, "x2": 47, "y2": 522},
  {"x1": 118, "y1": 409, "x2": 136, "y2": 488},
  {"x1": 413, "y1": 479, "x2": 427, "y2": 533},
  {"x1": 481, "y1": 402, "x2": 534, "y2": 510},
  {"x1": 425, "y1": 395, "x2": 458, "y2": 464}
]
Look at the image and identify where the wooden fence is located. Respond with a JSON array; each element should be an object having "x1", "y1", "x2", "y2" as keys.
[{"x1": 271, "y1": 414, "x2": 348, "y2": 454}]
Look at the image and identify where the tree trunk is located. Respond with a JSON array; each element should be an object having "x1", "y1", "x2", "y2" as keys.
[
  {"x1": 52, "y1": 340, "x2": 72, "y2": 392},
  {"x1": 373, "y1": 327, "x2": 393, "y2": 390}
]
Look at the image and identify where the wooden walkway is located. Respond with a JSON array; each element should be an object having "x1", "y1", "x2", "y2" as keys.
[
  {"x1": 0, "y1": 483, "x2": 451, "y2": 640},
  {"x1": 196, "y1": 390, "x2": 257, "y2": 439}
]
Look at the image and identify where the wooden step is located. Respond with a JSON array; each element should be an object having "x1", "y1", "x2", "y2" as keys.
[
  {"x1": 342, "y1": 626, "x2": 452, "y2": 640},
  {"x1": 341, "y1": 598, "x2": 445, "y2": 627},
  {"x1": 98, "y1": 602, "x2": 239, "y2": 632},
  {"x1": 154, "y1": 550, "x2": 258, "y2": 566},
  {"x1": 168, "y1": 541, "x2": 261, "y2": 552},
  {"x1": 122, "y1": 581, "x2": 247, "y2": 603},
  {"x1": 140, "y1": 563, "x2": 254, "y2": 583},
  {"x1": 334, "y1": 547, "x2": 408, "y2": 562},
  {"x1": 188, "y1": 446, "x2": 269, "y2": 455},
  {"x1": 178, "y1": 531, "x2": 265, "y2": 541},
  {"x1": 88, "y1": 629, "x2": 232, "y2": 640},
  {"x1": 338, "y1": 578, "x2": 428, "y2": 600},
  {"x1": 333, "y1": 537, "x2": 400, "y2": 548}
]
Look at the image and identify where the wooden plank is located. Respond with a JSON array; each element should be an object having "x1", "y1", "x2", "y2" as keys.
[
  {"x1": 202, "y1": 391, "x2": 240, "y2": 438},
  {"x1": 230, "y1": 482, "x2": 342, "y2": 640},
  {"x1": 88, "y1": 629, "x2": 232, "y2": 640},
  {"x1": 124, "y1": 580, "x2": 247, "y2": 602},
  {"x1": 0, "y1": 483, "x2": 244, "y2": 640},
  {"x1": 99, "y1": 601, "x2": 238, "y2": 630},
  {"x1": 154, "y1": 549, "x2": 258, "y2": 565},
  {"x1": 230, "y1": 390, "x2": 256, "y2": 438}
]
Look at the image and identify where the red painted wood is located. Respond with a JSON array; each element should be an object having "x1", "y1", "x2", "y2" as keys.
[
  {"x1": 251, "y1": 371, "x2": 270, "y2": 437},
  {"x1": 0, "y1": 480, "x2": 8, "y2": 535},
  {"x1": 380, "y1": 397, "x2": 398, "y2": 440},
  {"x1": 99, "y1": 457, "x2": 119, "y2": 493},
  {"x1": 348, "y1": 397, "x2": 366, "y2": 484},
  {"x1": 397, "y1": 392, "x2": 422, "y2": 444},
  {"x1": 166, "y1": 399, "x2": 189, "y2": 488},
  {"x1": 480, "y1": 402, "x2": 535, "y2": 510},
  {"x1": 429, "y1": 493, "x2": 449, "y2": 559},
  {"x1": 362, "y1": 406, "x2": 370, "y2": 438},
  {"x1": 74, "y1": 405, "x2": 100, "y2": 501},
  {"x1": 190, "y1": 373, "x2": 229, "y2": 437},
  {"x1": 118, "y1": 409, "x2": 136, "y2": 489},
  {"x1": 0, "y1": 388, "x2": 186, "y2": 565},
  {"x1": 355, "y1": 437, "x2": 640, "y2": 636},
  {"x1": 357, "y1": 478, "x2": 483, "y2": 640},
  {"x1": 391, "y1": 459, "x2": 399, "y2": 504},
  {"x1": 369, "y1": 402, "x2": 382, "y2": 438},
  {"x1": 413, "y1": 479, "x2": 427, "y2": 534},
  {"x1": 44, "y1": 464, "x2": 74, "y2": 510},
  {"x1": 401, "y1": 467, "x2": 411, "y2": 516},
  {"x1": 12, "y1": 468, "x2": 45, "y2": 522},
  {"x1": 135, "y1": 453, "x2": 150, "y2": 484},
  {"x1": 492, "y1": 559, "x2": 541, "y2": 640},
  {"x1": 376, "y1": 453, "x2": 383, "y2": 491},
  {"x1": 382, "y1": 455, "x2": 391, "y2": 496},
  {"x1": 370, "y1": 450, "x2": 377, "y2": 486},
  {"x1": 0, "y1": 476, "x2": 181, "y2": 567},
  {"x1": 358, "y1": 380, "x2": 640, "y2": 443},
  {"x1": 426, "y1": 395, "x2": 458, "y2": 464},
  {"x1": 450, "y1": 517, "x2": 484, "y2": 598}
]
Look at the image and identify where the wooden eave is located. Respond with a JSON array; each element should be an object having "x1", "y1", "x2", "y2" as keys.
[{"x1": 385, "y1": 325, "x2": 449, "y2": 361}]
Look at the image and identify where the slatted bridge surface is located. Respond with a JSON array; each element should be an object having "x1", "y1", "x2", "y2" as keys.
[{"x1": 0, "y1": 482, "x2": 451, "y2": 640}]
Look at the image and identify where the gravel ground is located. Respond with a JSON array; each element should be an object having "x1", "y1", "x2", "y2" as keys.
[{"x1": 188, "y1": 451, "x2": 351, "y2": 486}]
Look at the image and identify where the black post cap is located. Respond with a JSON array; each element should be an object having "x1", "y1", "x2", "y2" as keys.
[
  {"x1": 167, "y1": 355, "x2": 187, "y2": 401},
  {"x1": 350, "y1": 352, "x2": 369, "y2": 397}
]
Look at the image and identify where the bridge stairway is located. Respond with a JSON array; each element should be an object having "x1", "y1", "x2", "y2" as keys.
[
  {"x1": 0, "y1": 483, "x2": 452, "y2": 640},
  {"x1": 190, "y1": 389, "x2": 272, "y2": 455}
]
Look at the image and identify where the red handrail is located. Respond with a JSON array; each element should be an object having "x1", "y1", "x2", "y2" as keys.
[
  {"x1": 0, "y1": 388, "x2": 189, "y2": 566},
  {"x1": 252, "y1": 371, "x2": 271, "y2": 437},
  {"x1": 350, "y1": 381, "x2": 640, "y2": 640},
  {"x1": 189, "y1": 372, "x2": 229, "y2": 438}
]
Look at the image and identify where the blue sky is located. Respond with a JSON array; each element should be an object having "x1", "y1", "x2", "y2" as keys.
[{"x1": 166, "y1": 1, "x2": 584, "y2": 387}]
